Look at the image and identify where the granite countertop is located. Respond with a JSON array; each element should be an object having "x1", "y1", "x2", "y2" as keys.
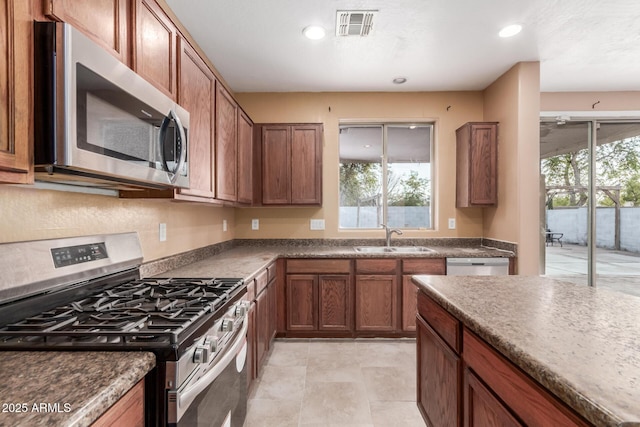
[
  {"x1": 412, "y1": 275, "x2": 640, "y2": 427},
  {"x1": 153, "y1": 243, "x2": 514, "y2": 280},
  {"x1": 0, "y1": 352, "x2": 155, "y2": 427}
]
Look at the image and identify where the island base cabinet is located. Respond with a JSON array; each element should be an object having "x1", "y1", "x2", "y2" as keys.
[
  {"x1": 463, "y1": 329, "x2": 592, "y2": 427},
  {"x1": 464, "y1": 370, "x2": 522, "y2": 427},
  {"x1": 416, "y1": 314, "x2": 461, "y2": 427}
]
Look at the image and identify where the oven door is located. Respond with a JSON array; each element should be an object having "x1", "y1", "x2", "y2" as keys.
[{"x1": 171, "y1": 320, "x2": 248, "y2": 427}]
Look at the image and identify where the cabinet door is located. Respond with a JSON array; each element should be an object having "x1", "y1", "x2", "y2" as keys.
[
  {"x1": 267, "y1": 277, "x2": 277, "y2": 342},
  {"x1": 401, "y1": 276, "x2": 418, "y2": 332},
  {"x1": 134, "y1": 0, "x2": 177, "y2": 99},
  {"x1": 355, "y1": 275, "x2": 397, "y2": 331},
  {"x1": 417, "y1": 314, "x2": 461, "y2": 427},
  {"x1": 456, "y1": 122, "x2": 497, "y2": 207},
  {"x1": 290, "y1": 125, "x2": 322, "y2": 205},
  {"x1": 469, "y1": 123, "x2": 497, "y2": 205},
  {"x1": 318, "y1": 275, "x2": 351, "y2": 331},
  {"x1": 255, "y1": 289, "x2": 269, "y2": 370},
  {"x1": 176, "y1": 38, "x2": 215, "y2": 199},
  {"x1": 215, "y1": 83, "x2": 238, "y2": 201},
  {"x1": 237, "y1": 110, "x2": 253, "y2": 204},
  {"x1": 262, "y1": 125, "x2": 290, "y2": 204},
  {"x1": 0, "y1": 0, "x2": 31, "y2": 183},
  {"x1": 464, "y1": 369, "x2": 522, "y2": 427},
  {"x1": 286, "y1": 274, "x2": 317, "y2": 331},
  {"x1": 46, "y1": 0, "x2": 129, "y2": 64}
]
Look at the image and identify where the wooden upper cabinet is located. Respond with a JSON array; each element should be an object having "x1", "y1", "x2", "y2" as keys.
[
  {"x1": 261, "y1": 125, "x2": 290, "y2": 204},
  {"x1": 134, "y1": 0, "x2": 177, "y2": 99},
  {"x1": 215, "y1": 83, "x2": 238, "y2": 201},
  {"x1": 260, "y1": 124, "x2": 323, "y2": 205},
  {"x1": 45, "y1": 0, "x2": 130, "y2": 65},
  {"x1": 237, "y1": 110, "x2": 253, "y2": 204},
  {"x1": 0, "y1": 0, "x2": 31, "y2": 184},
  {"x1": 176, "y1": 38, "x2": 215, "y2": 199},
  {"x1": 456, "y1": 122, "x2": 498, "y2": 207},
  {"x1": 291, "y1": 125, "x2": 322, "y2": 204}
]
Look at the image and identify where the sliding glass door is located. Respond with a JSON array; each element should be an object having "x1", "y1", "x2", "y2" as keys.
[{"x1": 541, "y1": 118, "x2": 640, "y2": 296}]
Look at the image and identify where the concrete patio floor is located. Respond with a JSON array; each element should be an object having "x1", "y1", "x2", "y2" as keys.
[{"x1": 544, "y1": 244, "x2": 640, "y2": 297}]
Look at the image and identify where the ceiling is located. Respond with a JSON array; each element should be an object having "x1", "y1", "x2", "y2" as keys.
[{"x1": 165, "y1": 0, "x2": 640, "y2": 93}]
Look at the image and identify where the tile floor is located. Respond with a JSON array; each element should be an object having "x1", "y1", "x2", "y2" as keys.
[{"x1": 244, "y1": 339, "x2": 424, "y2": 427}]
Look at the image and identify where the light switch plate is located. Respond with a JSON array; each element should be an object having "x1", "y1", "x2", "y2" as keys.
[
  {"x1": 448, "y1": 218, "x2": 456, "y2": 229},
  {"x1": 310, "y1": 219, "x2": 325, "y2": 230},
  {"x1": 159, "y1": 223, "x2": 167, "y2": 241},
  {"x1": 251, "y1": 219, "x2": 259, "y2": 230},
  {"x1": 223, "y1": 219, "x2": 228, "y2": 232}
]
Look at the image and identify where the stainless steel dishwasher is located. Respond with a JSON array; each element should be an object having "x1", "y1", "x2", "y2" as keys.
[{"x1": 446, "y1": 257, "x2": 510, "y2": 275}]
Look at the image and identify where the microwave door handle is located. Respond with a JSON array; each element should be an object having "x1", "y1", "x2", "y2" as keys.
[
  {"x1": 158, "y1": 110, "x2": 187, "y2": 185},
  {"x1": 173, "y1": 110, "x2": 187, "y2": 180},
  {"x1": 158, "y1": 113, "x2": 172, "y2": 175}
]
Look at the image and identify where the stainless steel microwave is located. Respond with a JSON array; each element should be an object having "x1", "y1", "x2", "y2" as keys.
[{"x1": 34, "y1": 22, "x2": 189, "y2": 190}]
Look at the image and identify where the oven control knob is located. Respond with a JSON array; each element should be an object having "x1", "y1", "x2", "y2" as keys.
[
  {"x1": 234, "y1": 304, "x2": 247, "y2": 317},
  {"x1": 204, "y1": 335, "x2": 218, "y2": 353},
  {"x1": 193, "y1": 345, "x2": 210, "y2": 364},
  {"x1": 221, "y1": 318, "x2": 234, "y2": 332}
]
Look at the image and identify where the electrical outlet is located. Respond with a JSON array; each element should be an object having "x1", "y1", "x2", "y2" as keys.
[
  {"x1": 310, "y1": 219, "x2": 325, "y2": 230},
  {"x1": 223, "y1": 220, "x2": 228, "y2": 232},
  {"x1": 159, "y1": 223, "x2": 167, "y2": 241},
  {"x1": 251, "y1": 219, "x2": 259, "y2": 230},
  {"x1": 448, "y1": 218, "x2": 456, "y2": 229}
]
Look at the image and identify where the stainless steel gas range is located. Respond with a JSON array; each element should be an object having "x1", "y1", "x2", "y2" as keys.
[{"x1": 0, "y1": 233, "x2": 248, "y2": 427}]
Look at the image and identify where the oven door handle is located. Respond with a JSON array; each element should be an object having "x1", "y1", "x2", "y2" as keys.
[{"x1": 177, "y1": 317, "x2": 248, "y2": 421}]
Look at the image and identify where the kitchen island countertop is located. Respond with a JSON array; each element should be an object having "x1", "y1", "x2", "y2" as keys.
[
  {"x1": 0, "y1": 351, "x2": 155, "y2": 427},
  {"x1": 412, "y1": 275, "x2": 640, "y2": 427}
]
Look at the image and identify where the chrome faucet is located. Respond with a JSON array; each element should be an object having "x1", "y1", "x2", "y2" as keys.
[{"x1": 381, "y1": 223, "x2": 403, "y2": 247}]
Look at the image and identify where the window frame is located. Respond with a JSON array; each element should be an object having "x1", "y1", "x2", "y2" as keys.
[{"x1": 338, "y1": 121, "x2": 435, "y2": 230}]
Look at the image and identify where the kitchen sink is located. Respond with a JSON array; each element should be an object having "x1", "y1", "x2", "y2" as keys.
[{"x1": 354, "y1": 246, "x2": 435, "y2": 253}]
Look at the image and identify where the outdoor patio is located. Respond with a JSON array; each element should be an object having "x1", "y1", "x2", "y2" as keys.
[{"x1": 545, "y1": 244, "x2": 640, "y2": 297}]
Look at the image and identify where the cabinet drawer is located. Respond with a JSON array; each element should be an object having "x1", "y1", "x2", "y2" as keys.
[
  {"x1": 403, "y1": 258, "x2": 446, "y2": 274},
  {"x1": 255, "y1": 269, "x2": 268, "y2": 296},
  {"x1": 267, "y1": 262, "x2": 277, "y2": 282},
  {"x1": 246, "y1": 279, "x2": 256, "y2": 301},
  {"x1": 355, "y1": 259, "x2": 397, "y2": 274},
  {"x1": 286, "y1": 259, "x2": 351, "y2": 274},
  {"x1": 417, "y1": 291, "x2": 460, "y2": 353},
  {"x1": 463, "y1": 328, "x2": 591, "y2": 426}
]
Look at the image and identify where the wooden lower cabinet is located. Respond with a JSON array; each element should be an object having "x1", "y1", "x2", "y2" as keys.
[
  {"x1": 417, "y1": 291, "x2": 593, "y2": 427},
  {"x1": 355, "y1": 274, "x2": 397, "y2": 332},
  {"x1": 286, "y1": 274, "x2": 316, "y2": 331},
  {"x1": 286, "y1": 273, "x2": 351, "y2": 332},
  {"x1": 402, "y1": 258, "x2": 446, "y2": 332},
  {"x1": 318, "y1": 275, "x2": 351, "y2": 331},
  {"x1": 464, "y1": 369, "x2": 521, "y2": 427},
  {"x1": 91, "y1": 379, "x2": 144, "y2": 427},
  {"x1": 250, "y1": 263, "x2": 278, "y2": 383},
  {"x1": 416, "y1": 314, "x2": 461, "y2": 427}
]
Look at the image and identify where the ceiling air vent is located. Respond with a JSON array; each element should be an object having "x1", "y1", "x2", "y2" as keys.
[{"x1": 336, "y1": 10, "x2": 377, "y2": 37}]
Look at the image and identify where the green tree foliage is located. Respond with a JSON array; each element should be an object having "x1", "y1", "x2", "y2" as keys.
[
  {"x1": 389, "y1": 170, "x2": 430, "y2": 206},
  {"x1": 339, "y1": 163, "x2": 381, "y2": 206},
  {"x1": 542, "y1": 136, "x2": 640, "y2": 208}
]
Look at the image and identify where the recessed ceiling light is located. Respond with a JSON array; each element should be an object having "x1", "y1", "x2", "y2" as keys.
[
  {"x1": 499, "y1": 24, "x2": 522, "y2": 38},
  {"x1": 363, "y1": 144, "x2": 372, "y2": 148},
  {"x1": 303, "y1": 25, "x2": 326, "y2": 40},
  {"x1": 392, "y1": 77, "x2": 407, "y2": 84},
  {"x1": 409, "y1": 125, "x2": 417, "y2": 129}
]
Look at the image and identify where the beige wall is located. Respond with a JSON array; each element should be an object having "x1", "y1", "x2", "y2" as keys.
[
  {"x1": 0, "y1": 186, "x2": 235, "y2": 262},
  {"x1": 235, "y1": 91, "x2": 486, "y2": 239},
  {"x1": 483, "y1": 62, "x2": 541, "y2": 274},
  {"x1": 541, "y1": 92, "x2": 640, "y2": 111}
]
